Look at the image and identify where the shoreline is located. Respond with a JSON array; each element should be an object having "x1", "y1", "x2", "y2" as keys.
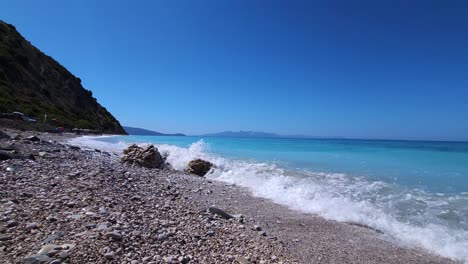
[{"x1": 0, "y1": 129, "x2": 459, "y2": 263}]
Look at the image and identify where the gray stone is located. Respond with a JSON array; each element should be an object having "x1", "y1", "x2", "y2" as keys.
[
  {"x1": 208, "y1": 207, "x2": 234, "y2": 219},
  {"x1": 25, "y1": 223, "x2": 38, "y2": 230},
  {"x1": 105, "y1": 231, "x2": 122, "y2": 241},
  {"x1": 37, "y1": 244, "x2": 57, "y2": 255},
  {"x1": 104, "y1": 252, "x2": 115, "y2": 260},
  {"x1": 46, "y1": 215, "x2": 58, "y2": 222},
  {"x1": 186, "y1": 159, "x2": 214, "y2": 176},
  {"x1": 97, "y1": 223, "x2": 109, "y2": 231},
  {"x1": 67, "y1": 214, "x2": 83, "y2": 220},
  {"x1": 98, "y1": 207, "x2": 109, "y2": 216},
  {"x1": 42, "y1": 231, "x2": 65, "y2": 244},
  {"x1": 7, "y1": 220, "x2": 19, "y2": 227},
  {"x1": 85, "y1": 223, "x2": 97, "y2": 229},
  {"x1": 26, "y1": 136, "x2": 40, "y2": 142},
  {"x1": 163, "y1": 256, "x2": 173, "y2": 263},
  {"x1": 0, "y1": 234, "x2": 11, "y2": 241},
  {"x1": 59, "y1": 251, "x2": 69, "y2": 260},
  {"x1": 22, "y1": 254, "x2": 51, "y2": 264}
]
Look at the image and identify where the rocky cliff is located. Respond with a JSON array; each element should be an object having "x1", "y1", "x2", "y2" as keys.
[{"x1": 0, "y1": 21, "x2": 126, "y2": 134}]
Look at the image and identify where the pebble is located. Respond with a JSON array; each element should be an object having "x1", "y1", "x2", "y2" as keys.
[
  {"x1": 59, "y1": 251, "x2": 70, "y2": 260},
  {"x1": 7, "y1": 220, "x2": 19, "y2": 227},
  {"x1": 104, "y1": 252, "x2": 115, "y2": 259},
  {"x1": 23, "y1": 254, "x2": 51, "y2": 264},
  {"x1": 85, "y1": 223, "x2": 97, "y2": 229},
  {"x1": 105, "y1": 231, "x2": 123, "y2": 241},
  {"x1": 0, "y1": 234, "x2": 12, "y2": 241},
  {"x1": 99, "y1": 207, "x2": 109, "y2": 216}
]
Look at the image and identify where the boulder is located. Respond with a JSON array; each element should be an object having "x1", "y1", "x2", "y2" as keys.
[
  {"x1": 121, "y1": 144, "x2": 163, "y2": 168},
  {"x1": 186, "y1": 159, "x2": 214, "y2": 176}
]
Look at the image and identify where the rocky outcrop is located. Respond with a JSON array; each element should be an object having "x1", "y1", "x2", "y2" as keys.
[
  {"x1": 0, "y1": 20, "x2": 126, "y2": 134},
  {"x1": 121, "y1": 144, "x2": 163, "y2": 168},
  {"x1": 186, "y1": 159, "x2": 214, "y2": 176}
]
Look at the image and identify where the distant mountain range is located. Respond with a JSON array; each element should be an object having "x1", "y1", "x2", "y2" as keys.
[
  {"x1": 198, "y1": 131, "x2": 335, "y2": 139},
  {"x1": 123, "y1": 126, "x2": 185, "y2": 136},
  {"x1": 199, "y1": 131, "x2": 280, "y2": 138}
]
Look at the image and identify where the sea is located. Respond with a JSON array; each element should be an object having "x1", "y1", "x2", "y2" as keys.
[{"x1": 69, "y1": 135, "x2": 468, "y2": 262}]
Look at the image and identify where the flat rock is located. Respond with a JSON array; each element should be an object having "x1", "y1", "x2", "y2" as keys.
[
  {"x1": 208, "y1": 207, "x2": 234, "y2": 219},
  {"x1": 42, "y1": 231, "x2": 65, "y2": 244}
]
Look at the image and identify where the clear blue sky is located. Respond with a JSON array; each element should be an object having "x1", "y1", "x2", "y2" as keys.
[{"x1": 2, "y1": 1, "x2": 468, "y2": 141}]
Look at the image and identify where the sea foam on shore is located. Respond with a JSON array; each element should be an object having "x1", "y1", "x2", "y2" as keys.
[{"x1": 69, "y1": 136, "x2": 468, "y2": 263}]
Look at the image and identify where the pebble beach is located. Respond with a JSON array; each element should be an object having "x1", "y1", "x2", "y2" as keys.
[{"x1": 0, "y1": 129, "x2": 459, "y2": 264}]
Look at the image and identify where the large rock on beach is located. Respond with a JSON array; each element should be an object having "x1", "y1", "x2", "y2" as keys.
[
  {"x1": 121, "y1": 144, "x2": 163, "y2": 168},
  {"x1": 186, "y1": 159, "x2": 214, "y2": 176}
]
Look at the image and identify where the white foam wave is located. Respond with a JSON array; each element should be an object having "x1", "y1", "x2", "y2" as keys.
[{"x1": 69, "y1": 136, "x2": 468, "y2": 262}]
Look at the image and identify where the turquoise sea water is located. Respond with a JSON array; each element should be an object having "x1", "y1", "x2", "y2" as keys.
[{"x1": 71, "y1": 135, "x2": 468, "y2": 262}]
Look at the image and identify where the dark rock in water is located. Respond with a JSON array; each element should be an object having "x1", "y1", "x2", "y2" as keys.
[
  {"x1": 0, "y1": 130, "x2": 10, "y2": 139},
  {"x1": 208, "y1": 207, "x2": 234, "y2": 220},
  {"x1": 121, "y1": 144, "x2": 163, "y2": 169},
  {"x1": 186, "y1": 159, "x2": 214, "y2": 176},
  {"x1": 25, "y1": 136, "x2": 40, "y2": 142}
]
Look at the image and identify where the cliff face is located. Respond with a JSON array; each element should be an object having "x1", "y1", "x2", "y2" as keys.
[{"x1": 0, "y1": 21, "x2": 126, "y2": 134}]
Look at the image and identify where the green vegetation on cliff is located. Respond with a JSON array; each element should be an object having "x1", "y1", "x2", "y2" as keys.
[{"x1": 0, "y1": 20, "x2": 126, "y2": 134}]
